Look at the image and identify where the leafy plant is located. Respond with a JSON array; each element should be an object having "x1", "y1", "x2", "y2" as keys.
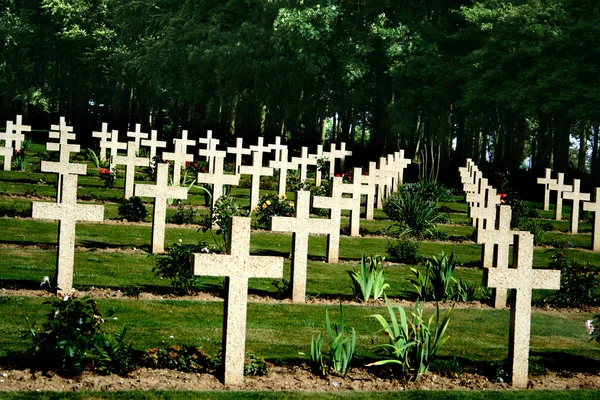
[
  {"x1": 348, "y1": 255, "x2": 390, "y2": 302},
  {"x1": 84, "y1": 148, "x2": 102, "y2": 168},
  {"x1": 118, "y1": 196, "x2": 148, "y2": 222},
  {"x1": 254, "y1": 193, "x2": 294, "y2": 228},
  {"x1": 451, "y1": 279, "x2": 478, "y2": 302},
  {"x1": 587, "y1": 316, "x2": 600, "y2": 345},
  {"x1": 549, "y1": 252, "x2": 599, "y2": 307},
  {"x1": 409, "y1": 251, "x2": 457, "y2": 302},
  {"x1": 94, "y1": 326, "x2": 133, "y2": 376},
  {"x1": 142, "y1": 344, "x2": 214, "y2": 372},
  {"x1": 99, "y1": 167, "x2": 115, "y2": 188},
  {"x1": 286, "y1": 169, "x2": 310, "y2": 192},
  {"x1": 11, "y1": 156, "x2": 28, "y2": 171},
  {"x1": 244, "y1": 351, "x2": 270, "y2": 376},
  {"x1": 384, "y1": 184, "x2": 444, "y2": 239},
  {"x1": 387, "y1": 238, "x2": 421, "y2": 264},
  {"x1": 523, "y1": 219, "x2": 552, "y2": 245},
  {"x1": 409, "y1": 266, "x2": 430, "y2": 301},
  {"x1": 200, "y1": 195, "x2": 249, "y2": 251},
  {"x1": 305, "y1": 332, "x2": 325, "y2": 376},
  {"x1": 271, "y1": 278, "x2": 291, "y2": 300},
  {"x1": 24, "y1": 294, "x2": 112, "y2": 375},
  {"x1": 153, "y1": 241, "x2": 208, "y2": 294},
  {"x1": 170, "y1": 202, "x2": 197, "y2": 224},
  {"x1": 368, "y1": 297, "x2": 453, "y2": 380},
  {"x1": 124, "y1": 284, "x2": 142, "y2": 298}
]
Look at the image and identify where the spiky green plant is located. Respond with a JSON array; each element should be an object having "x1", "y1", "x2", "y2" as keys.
[{"x1": 348, "y1": 255, "x2": 390, "y2": 302}]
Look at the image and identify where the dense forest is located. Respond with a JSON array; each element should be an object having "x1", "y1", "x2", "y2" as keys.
[{"x1": 2, "y1": 0, "x2": 600, "y2": 179}]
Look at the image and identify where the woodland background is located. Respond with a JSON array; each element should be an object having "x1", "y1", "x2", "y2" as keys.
[{"x1": 2, "y1": 0, "x2": 600, "y2": 184}]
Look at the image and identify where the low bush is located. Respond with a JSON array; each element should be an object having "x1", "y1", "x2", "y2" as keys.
[
  {"x1": 347, "y1": 255, "x2": 390, "y2": 302},
  {"x1": 549, "y1": 252, "x2": 599, "y2": 307},
  {"x1": 200, "y1": 195, "x2": 249, "y2": 251},
  {"x1": 387, "y1": 238, "x2": 421, "y2": 264},
  {"x1": 118, "y1": 196, "x2": 148, "y2": 222},
  {"x1": 170, "y1": 202, "x2": 196, "y2": 224},
  {"x1": 153, "y1": 240, "x2": 209, "y2": 294},
  {"x1": 254, "y1": 193, "x2": 294, "y2": 228},
  {"x1": 409, "y1": 251, "x2": 457, "y2": 302}
]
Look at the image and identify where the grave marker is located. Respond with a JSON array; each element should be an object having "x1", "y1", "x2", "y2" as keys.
[
  {"x1": 312, "y1": 145, "x2": 325, "y2": 186},
  {"x1": 197, "y1": 155, "x2": 240, "y2": 208},
  {"x1": 9, "y1": 115, "x2": 30, "y2": 151},
  {"x1": 226, "y1": 137, "x2": 252, "y2": 175},
  {"x1": 270, "y1": 190, "x2": 338, "y2": 302},
  {"x1": 198, "y1": 135, "x2": 225, "y2": 174},
  {"x1": 240, "y1": 139, "x2": 274, "y2": 210},
  {"x1": 548, "y1": 173, "x2": 572, "y2": 221},
  {"x1": 127, "y1": 124, "x2": 149, "y2": 150},
  {"x1": 269, "y1": 147, "x2": 300, "y2": 197},
  {"x1": 32, "y1": 173, "x2": 104, "y2": 292},
  {"x1": 536, "y1": 168, "x2": 555, "y2": 211},
  {"x1": 475, "y1": 205, "x2": 512, "y2": 309},
  {"x1": 562, "y1": 179, "x2": 590, "y2": 234},
  {"x1": 163, "y1": 131, "x2": 195, "y2": 185},
  {"x1": 583, "y1": 188, "x2": 600, "y2": 251},
  {"x1": 290, "y1": 147, "x2": 317, "y2": 182},
  {"x1": 324, "y1": 142, "x2": 352, "y2": 176},
  {"x1": 141, "y1": 129, "x2": 167, "y2": 160},
  {"x1": 135, "y1": 163, "x2": 188, "y2": 253},
  {"x1": 113, "y1": 142, "x2": 150, "y2": 198},
  {"x1": 105, "y1": 129, "x2": 127, "y2": 170},
  {"x1": 268, "y1": 136, "x2": 287, "y2": 163},
  {"x1": 484, "y1": 230, "x2": 561, "y2": 388},
  {"x1": 92, "y1": 123, "x2": 111, "y2": 161},
  {"x1": 0, "y1": 121, "x2": 14, "y2": 171},
  {"x1": 192, "y1": 217, "x2": 283, "y2": 385}
]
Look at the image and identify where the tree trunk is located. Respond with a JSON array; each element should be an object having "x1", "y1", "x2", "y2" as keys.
[
  {"x1": 552, "y1": 113, "x2": 571, "y2": 171},
  {"x1": 577, "y1": 121, "x2": 589, "y2": 172}
]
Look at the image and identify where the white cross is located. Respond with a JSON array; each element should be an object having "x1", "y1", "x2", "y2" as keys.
[
  {"x1": 105, "y1": 130, "x2": 127, "y2": 171},
  {"x1": 240, "y1": 151, "x2": 274, "y2": 211},
  {"x1": 369, "y1": 160, "x2": 389, "y2": 209},
  {"x1": 484, "y1": 230, "x2": 561, "y2": 388},
  {"x1": 268, "y1": 136, "x2": 288, "y2": 163},
  {"x1": 270, "y1": 190, "x2": 338, "y2": 302},
  {"x1": 351, "y1": 167, "x2": 376, "y2": 220},
  {"x1": 127, "y1": 124, "x2": 149, "y2": 151},
  {"x1": 536, "y1": 168, "x2": 555, "y2": 211},
  {"x1": 583, "y1": 187, "x2": 600, "y2": 251},
  {"x1": 0, "y1": 121, "x2": 15, "y2": 171},
  {"x1": 92, "y1": 123, "x2": 112, "y2": 160},
  {"x1": 192, "y1": 217, "x2": 283, "y2": 385},
  {"x1": 269, "y1": 147, "x2": 300, "y2": 197},
  {"x1": 141, "y1": 129, "x2": 167, "y2": 160},
  {"x1": 31, "y1": 173, "x2": 104, "y2": 292},
  {"x1": 475, "y1": 205, "x2": 512, "y2": 309},
  {"x1": 113, "y1": 142, "x2": 151, "y2": 198},
  {"x1": 311, "y1": 145, "x2": 325, "y2": 186},
  {"x1": 226, "y1": 137, "x2": 252, "y2": 175},
  {"x1": 324, "y1": 142, "x2": 352, "y2": 177},
  {"x1": 562, "y1": 179, "x2": 590, "y2": 234},
  {"x1": 163, "y1": 136, "x2": 194, "y2": 185},
  {"x1": 198, "y1": 135, "x2": 225, "y2": 174},
  {"x1": 10, "y1": 115, "x2": 30, "y2": 150},
  {"x1": 135, "y1": 163, "x2": 188, "y2": 253},
  {"x1": 290, "y1": 147, "x2": 317, "y2": 182},
  {"x1": 197, "y1": 156, "x2": 240, "y2": 209},
  {"x1": 548, "y1": 173, "x2": 572, "y2": 221}
]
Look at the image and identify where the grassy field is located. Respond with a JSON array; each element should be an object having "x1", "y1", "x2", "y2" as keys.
[{"x1": 0, "y1": 147, "x2": 599, "y2": 398}]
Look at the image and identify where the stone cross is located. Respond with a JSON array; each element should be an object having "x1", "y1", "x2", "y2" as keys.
[
  {"x1": 291, "y1": 146, "x2": 317, "y2": 182},
  {"x1": 376, "y1": 156, "x2": 395, "y2": 201},
  {"x1": 42, "y1": 118, "x2": 87, "y2": 199},
  {"x1": 548, "y1": 172, "x2": 572, "y2": 221},
  {"x1": 269, "y1": 147, "x2": 300, "y2": 197},
  {"x1": 536, "y1": 168, "x2": 555, "y2": 211},
  {"x1": 324, "y1": 142, "x2": 352, "y2": 176},
  {"x1": 270, "y1": 190, "x2": 338, "y2": 302},
  {"x1": 369, "y1": 161, "x2": 389, "y2": 210},
  {"x1": 249, "y1": 137, "x2": 273, "y2": 164},
  {"x1": 268, "y1": 136, "x2": 288, "y2": 163},
  {"x1": 32, "y1": 173, "x2": 104, "y2": 292},
  {"x1": 105, "y1": 129, "x2": 127, "y2": 171},
  {"x1": 113, "y1": 141, "x2": 150, "y2": 198},
  {"x1": 92, "y1": 123, "x2": 111, "y2": 161},
  {"x1": 197, "y1": 155, "x2": 240, "y2": 208},
  {"x1": 135, "y1": 163, "x2": 188, "y2": 253},
  {"x1": 484, "y1": 230, "x2": 561, "y2": 388},
  {"x1": 163, "y1": 133, "x2": 194, "y2": 185},
  {"x1": 240, "y1": 145, "x2": 274, "y2": 211},
  {"x1": 8, "y1": 115, "x2": 30, "y2": 151},
  {"x1": 583, "y1": 188, "x2": 600, "y2": 251},
  {"x1": 226, "y1": 137, "x2": 252, "y2": 175},
  {"x1": 198, "y1": 135, "x2": 225, "y2": 174},
  {"x1": 127, "y1": 124, "x2": 149, "y2": 151},
  {"x1": 192, "y1": 217, "x2": 283, "y2": 385},
  {"x1": 471, "y1": 185, "x2": 501, "y2": 231},
  {"x1": 393, "y1": 150, "x2": 412, "y2": 186},
  {"x1": 312, "y1": 177, "x2": 356, "y2": 262},
  {"x1": 463, "y1": 169, "x2": 483, "y2": 200},
  {"x1": 340, "y1": 167, "x2": 373, "y2": 229},
  {"x1": 0, "y1": 121, "x2": 15, "y2": 171},
  {"x1": 459, "y1": 159, "x2": 478, "y2": 187},
  {"x1": 312, "y1": 144, "x2": 325, "y2": 186},
  {"x1": 141, "y1": 129, "x2": 167, "y2": 160},
  {"x1": 352, "y1": 168, "x2": 376, "y2": 220},
  {"x1": 467, "y1": 177, "x2": 490, "y2": 228},
  {"x1": 562, "y1": 179, "x2": 590, "y2": 234},
  {"x1": 475, "y1": 205, "x2": 512, "y2": 309}
]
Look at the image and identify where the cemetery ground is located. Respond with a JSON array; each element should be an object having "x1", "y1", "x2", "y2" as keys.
[{"x1": 0, "y1": 141, "x2": 599, "y2": 397}]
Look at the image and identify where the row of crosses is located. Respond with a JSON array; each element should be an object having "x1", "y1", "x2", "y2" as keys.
[{"x1": 461, "y1": 159, "x2": 561, "y2": 389}]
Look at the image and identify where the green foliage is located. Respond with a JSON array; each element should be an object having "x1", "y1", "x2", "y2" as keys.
[
  {"x1": 124, "y1": 284, "x2": 142, "y2": 298},
  {"x1": 286, "y1": 169, "x2": 310, "y2": 192},
  {"x1": 387, "y1": 238, "x2": 421, "y2": 265},
  {"x1": 451, "y1": 279, "x2": 478, "y2": 303},
  {"x1": 347, "y1": 255, "x2": 390, "y2": 302},
  {"x1": 524, "y1": 219, "x2": 553, "y2": 245},
  {"x1": 84, "y1": 148, "x2": 101, "y2": 168},
  {"x1": 549, "y1": 252, "x2": 599, "y2": 307},
  {"x1": 244, "y1": 351, "x2": 270, "y2": 376},
  {"x1": 11, "y1": 156, "x2": 28, "y2": 171},
  {"x1": 200, "y1": 195, "x2": 249, "y2": 251},
  {"x1": 271, "y1": 278, "x2": 291, "y2": 300},
  {"x1": 24, "y1": 294, "x2": 120, "y2": 376},
  {"x1": 384, "y1": 184, "x2": 444, "y2": 239},
  {"x1": 94, "y1": 326, "x2": 133, "y2": 376},
  {"x1": 170, "y1": 202, "x2": 197, "y2": 225},
  {"x1": 153, "y1": 241, "x2": 208, "y2": 294},
  {"x1": 255, "y1": 193, "x2": 294, "y2": 228},
  {"x1": 142, "y1": 344, "x2": 214, "y2": 372},
  {"x1": 118, "y1": 196, "x2": 148, "y2": 222},
  {"x1": 410, "y1": 252, "x2": 457, "y2": 302},
  {"x1": 368, "y1": 297, "x2": 453, "y2": 380},
  {"x1": 301, "y1": 304, "x2": 355, "y2": 377}
]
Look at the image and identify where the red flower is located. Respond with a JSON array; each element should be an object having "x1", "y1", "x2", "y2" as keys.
[
  {"x1": 201, "y1": 167, "x2": 206, "y2": 172},
  {"x1": 364, "y1": 171, "x2": 369, "y2": 176},
  {"x1": 186, "y1": 161, "x2": 190, "y2": 167},
  {"x1": 498, "y1": 193, "x2": 507, "y2": 203},
  {"x1": 100, "y1": 168, "x2": 108, "y2": 174},
  {"x1": 335, "y1": 173, "x2": 342, "y2": 177}
]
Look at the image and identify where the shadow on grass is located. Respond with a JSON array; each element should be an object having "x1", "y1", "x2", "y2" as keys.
[
  {"x1": 78, "y1": 240, "x2": 151, "y2": 253},
  {"x1": 0, "y1": 279, "x2": 47, "y2": 290}
]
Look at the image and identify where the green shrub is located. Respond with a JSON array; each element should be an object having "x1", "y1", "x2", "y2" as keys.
[
  {"x1": 347, "y1": 255, "x2": 390, "y2": 302},
  {"x1": 451, "y1": 279, "x2": 478, "y2": 302},
  {"x1": 142, "y1": 344, "x2": 214, "y2": 372},
  {"x1": 153, "y1": 241, "x2": 208, "y2": 294},
  {"x1": 244, "y1": 351, "x2": 270, "y2": 376},
  {"x1": 368, "y1": 297, "x2": 453, "y2": 380},
  {"x1": 171, "y1": 202, "x2": 197, "y2": 224},
  {"x1": 254, "y1": 193, "x2": 294, "y2": 228},
  {"x1": 549, "y1": 252, "x2": 599, "y2": 307},
  {"x1": 99, "y1": 167, "x2": 115, "y2": 188},
  {"x1": 94, "y1": 326, "x2": 133, "y2": 376},
  {"x1": 384, "y1": 184, "x2": 443, "y2": 239},
  {"x1": 409, "y1": 251, "x2": 457, "y2": 302},
  {"x1": 200, "y1": 195, "x2": 249, "y2": 251},
  {"x1": 118, "y1": 196, "x2": 148, "y2": 222},
  {"x1": 286, "y1": 169, "x2": 310, "y2": 192},
  {"x1": 387, "y1": 238, "x2": 421, "y2": 264},
  {"x1": 24, "y1": 294, "x2": 129, "y2": 376},
  {"x1": 523, "y1": 219, "x2": 552, "y2": 245}
]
